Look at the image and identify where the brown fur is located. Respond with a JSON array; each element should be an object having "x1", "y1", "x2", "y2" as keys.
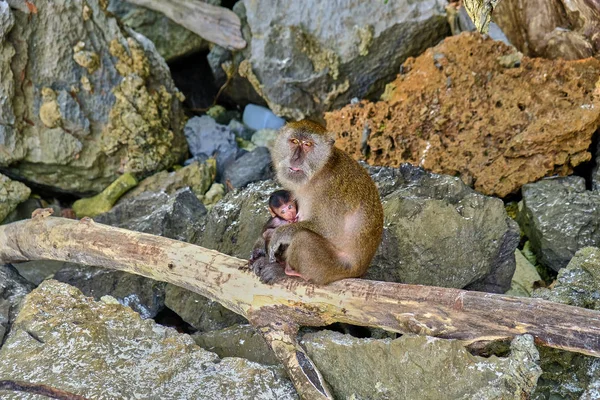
[{"x1": 251, "y1": 120, "x2": 384, "y2": 285}]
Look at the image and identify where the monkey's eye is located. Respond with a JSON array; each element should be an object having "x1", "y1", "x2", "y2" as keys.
[
  {"x1": 302, "y1": 141, "x2": 313, "y2": 147},
  {"x1": 290, "y1": 138, "x2": 300, "y2": 145}
]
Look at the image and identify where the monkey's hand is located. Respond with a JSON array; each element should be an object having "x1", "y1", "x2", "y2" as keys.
[
  {"x1": 267, "y1": 222, "x2": 310, "y2": 263},
  {"x1": 251, "y1": 256, "x2": 286, "y2": 284},
  {"x1": 248, "y1": 247, "x2": 266, "y2": 267}
]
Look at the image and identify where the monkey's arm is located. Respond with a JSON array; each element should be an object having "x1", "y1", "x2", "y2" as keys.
[
  {"x1": 266, "y1": 221, "x2": 320, "y2": 263},
  {"x1": 257, "y1": 222, "x2": 355, "y2": 285}
]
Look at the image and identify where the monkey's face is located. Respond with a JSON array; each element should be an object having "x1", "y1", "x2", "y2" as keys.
[
  {"x1": 274, "y1": 201, "x2": 298, "y2": 222},
  {"x1": 272, "y1": 122, "x2": 334, "y2": 187}
]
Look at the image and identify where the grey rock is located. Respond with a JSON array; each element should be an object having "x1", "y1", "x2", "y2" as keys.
[
  {"x1": 505, "y1": 250, "x2": 542, "y2": 297},
  {"x1": 529, "y1": 247, "x2": 600, "y2": 400},
  {"x1": 118, "y1": 161, "x2": 216, "y2": 205},
  {"x1": 60, "y1": 188, "x2": 209, "y2": 319},
  {"x1": 302, "y1": 330, "x2": 541, "y2": 400},
  {"x1": 209, "y1": 0, "x2": 449, "y2": 119},
  {"x1": 533, "y1": 345, "x2": 600, "y2": 400},
  {"x1": 242, "y1": 104, "x2": 285, "y2": 131},
  {"x1": 97, "y1": 188, "x2": 207, "y2": 242},
  {"x1": 108, "y1": 0, "x2": 216, "y2": 62},
  {"x1": 184, "y1": 116, "x2": 240, "y2": 180},
  {"x1": 251, "y1": 128, "x2": 278, "y2": 148},
  {"x1": 1, "y1": 0, "x2": 187, "y2": 194},
  {"x1": 53, "y1": 263, "x2": 166, "y2": 319},
  {"x1": 517, "y1": 176, "x2": 600, "y2": 272},
  {"x1": 194, "y1": 180, "x2": 280, "y2": 259},
  {"x1": 193, "y1": 324, "x2": 280, "y2": 366},
  {"x1": 164, "y1": 284, "x2": 246, "y2": 332},
  {"x1": 0, "y1": 172, "x2": 30, "y2": 223},
  {"x1": 592, "y1": 137, "x2": 600, "y2": 192},
  {"x1": 367, "y1": 164, "x2": 520, "y2": 293},
  {"x1": 206, "y1": 105, "x2": 242, "y2": 126},
  {"x1": 223, "y1": 146, "x2": 273, "y2": 188},
  {"x1": 207, "y1": 3, "x2": 265, "y2": 108},
  {"x1": 194, "y1": 164, "x2": 518, "y2": 293},
  {"x1": 0, "y1": 280, "x2": 297, "y2": 399},
  {"x1": 13, "y1": 260, "x2": 65, "y2": 286},
  {"x1": 0, "y1": 264, "x2": 34, "y2": 343},
  {"x1": 0, "y1": 3, "x2": 16, "y2": 133},
  {"x1": 228, "y1": 118, "x2": 255, "y2": 141},
  {"x1": 533, "y1": 247, "x2": 600, "y2": 309}
]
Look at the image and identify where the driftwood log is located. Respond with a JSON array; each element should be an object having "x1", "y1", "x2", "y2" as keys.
[
  {"x1": 2, "y1": 213, "x2": 600, "y2": 399},
  {"x1": 125, "y1": 0, "x2": 246, "y2": 50},
  {"x1": 462, "y1": 0, "x2": 501, "y2": 34}
]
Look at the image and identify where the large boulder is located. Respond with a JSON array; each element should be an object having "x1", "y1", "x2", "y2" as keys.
[
  {"x1": 302, "y1": 330, "x2": 541, "y2": 400},
  {"x1": 96, "y1": 188, "x2": 207, "y2": 242},
  {"x1": 194, "y1": 165, "x2": 518, "y2": 292},
  {"x1": 0, "y1": 264, "x2": 34, "y2": 343},
  {"x1": 0, "y1": 280, "x2": 297, "y2": 399},
  {"x1": 0, "y1": 0, "x2": 187, "y2": 194},
  {"x1": 517, "y1": 177, "x2": 600, "y2": 272},
  {"x1": 530, "y1": 247, "x2": 600, "y2": 399},
  {"x1": 368, "y1": 164, "x2": 520, "y2": 293},
  {"x1": 51, "y1": 188, "x2": 209, "y2": 319},
  {"x1": 0, "y1": 172, "x2": 30, "y2": 223},
  {"x1": 53, "y1": 263, "x2": 166, "y2": 319},
  {"x1": 164, "y1": 284, "x2": 246, "y2": 332},
  {"x1": 325, "y1": 33, "x2": 600, "y2": 197},
  {"x1": 209, "y1": 0, "x2": 450, "y2": 119},
  {"x1": 193, "y1": 179, "x2": 280, "y2": 259},
  {"x1": 118, "y1": 160, "x2": 216, "y2": 204},
  {"x1": 107, "y1": 0, "x2": 217, "y2": 62}
]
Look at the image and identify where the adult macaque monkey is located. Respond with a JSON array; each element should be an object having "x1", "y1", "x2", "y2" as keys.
[{"x1": 251, "y1": 120, "x2": 383, "y2": 285}]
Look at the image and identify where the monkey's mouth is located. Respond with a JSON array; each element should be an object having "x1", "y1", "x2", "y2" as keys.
[{"x1": 289, "y1": 167, "x2": 303, "y2": 173}]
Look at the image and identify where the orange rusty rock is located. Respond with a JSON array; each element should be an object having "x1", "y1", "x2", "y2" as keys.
[{"x1": 325, "y1": 33, "x2": 600, "y2": 197}]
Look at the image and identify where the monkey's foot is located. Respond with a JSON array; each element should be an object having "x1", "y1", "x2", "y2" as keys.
[{"x1": 251, "y1": 257, "x2": 286, "y2": 284}]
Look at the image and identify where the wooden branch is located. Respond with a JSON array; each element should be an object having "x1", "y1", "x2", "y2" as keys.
[
  {"x1": 463, "y1": 0, "x2": 501, "y2": 34},
  {"x1": 2, "y1": 215, "x2": 600, "y2": 397},
  {"x1": 257, "y1": 321, "x2": 333, "y2": 399},
  {"x1": 125, "y1": 0, "x2": 246, "y2": 50},
  {"x1": 0, "y1": 380, "x2": 88, "y2": 400}
]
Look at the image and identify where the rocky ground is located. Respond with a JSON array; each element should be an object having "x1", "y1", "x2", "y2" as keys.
[{"x1": 1, "y1": 0, "x2": 599, "y2": 399}]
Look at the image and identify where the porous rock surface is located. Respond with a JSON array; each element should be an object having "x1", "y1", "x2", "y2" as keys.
[
  {"x1": 325, "y1": 33, "x2": 600, "y2": 197},
  {"x1": 0, "y1": 280, "x2": 297, "y2": 399},
  {"x1": 210, "y1": 0, "x2": 449, "y2": 119},
  {"x1": 0, "y1": 0, "x2": 187, "y2": 194}
]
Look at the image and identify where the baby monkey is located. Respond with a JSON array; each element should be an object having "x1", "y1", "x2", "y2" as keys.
[
  {"x1": 263, "y1": 189, "x2": 298, "y2": 241},
  {"x1": 249, "y1": 190, "x2": 298, "y2": 265}
]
